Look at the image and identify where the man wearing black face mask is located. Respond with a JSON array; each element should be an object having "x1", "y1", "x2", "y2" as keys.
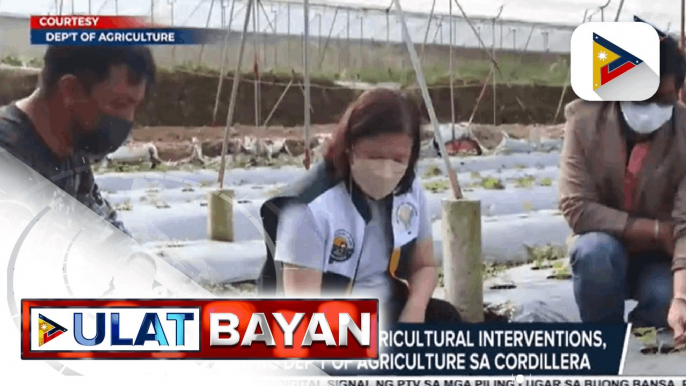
[
  {"x1": 0, "y1": 46, "x2": 156, "y2": 235},
  {"x1": 559, "y1": 27, "x2": 686, "y2": 345}
]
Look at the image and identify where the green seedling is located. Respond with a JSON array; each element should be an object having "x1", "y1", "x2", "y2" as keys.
[
  {"x1": 2, "y1": 55, "x2": 22, "y2": 66},
  {"x1": 525, "y1": 244, "x2": 566, "y2": 271},
  {"x1": 483, "y1": 263, "x2": 507, "y2": 280},
  {"x1": 515, "y1": 175, "x2": 536, "y2": 188},
  {"x1": 480, "y1": 177, "x2": 506, "y2": 190},
  {"x1": 423, "y1": 165, "x2": 442, "y2": 178},
  {"x1": 546, "y1": 265, "x2": 571, "y2": 280},
  {"x1": 633, "y1": 327, "x2": 658, "y2": 346},
  {"x1": 539, "y1": 177, "x2": 553, "y2": 187},
  {"x1": 423, "y1": 180, "x2": 450, "y2": 193}
]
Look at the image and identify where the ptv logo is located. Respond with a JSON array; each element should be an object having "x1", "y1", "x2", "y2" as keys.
[{"x1": 37, "y1": 314, "x2": 67, "y2": 347}]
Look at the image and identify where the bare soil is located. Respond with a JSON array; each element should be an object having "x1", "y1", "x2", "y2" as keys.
[{"x1": 132, "y1": 122, "x2": 565, "y2": 161}]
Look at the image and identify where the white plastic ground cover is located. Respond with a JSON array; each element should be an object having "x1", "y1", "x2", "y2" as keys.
[
  {"x1": 94, "y1": 152, "x2": 562, "y2": 192},
  {"x1": 133, "y1": 208, "x2": 569, "y2": 284}
]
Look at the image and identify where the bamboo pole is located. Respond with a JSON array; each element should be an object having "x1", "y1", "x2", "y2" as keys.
[
  {"x1": 303, "y1": 0, "x2": 312, "y2": 170},
  {"x1": 449, "y1": 0, "x2": 455, "y2": 141},
  {"x1": 394, "y1": 0, "x2": 482, "y2": 324},
  {"x1": 614, "y1": 0, "x2": 624, "y2": 21},
  {"x1": 287, "y1": 3, "x2": 291, "y2": 66},
  {"x1": 681, "y1": 0, "x2": 685, "y2": 103},
  {"x1": 197, "y1": 0, "x2": 216, "y2": 65},
  {"x1": 453, "y1": 0, "x2": 500, "y2": 74},
  {"x1": 211, "y1": 0, "x2": 238, "y2": 124},
  {"x1": 553, "y1": 68, "x2": 571, "y2": 124},
  {"x1": 217, "y1": 0, "x2": 254, "y2": 188},
  {"x1": 392, "y1": 0, "x2": 461, "y2": 199},
  {"x1": 492, "y1": 6, "x2": 503, "y2": 126},
  {"x1": 318, "y1": 7, "x2": 340, "y2": 70},
  {"x1": 261, "y1": 78, "x2": 294, "y2": 129},
  {"x1": 420, "y1": 0, "x2": 437, "y2": 65},
  {"x1": 253, "y1": 0, "x2": 260, "y2": 128}
]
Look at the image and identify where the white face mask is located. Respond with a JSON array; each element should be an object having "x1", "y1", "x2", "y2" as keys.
[
  {"x1": 350, "y1": 156, "x2": 408, "y2": 200},
  {"x1": 619, "y1": 101, "x2": 673, "y2": 134}
]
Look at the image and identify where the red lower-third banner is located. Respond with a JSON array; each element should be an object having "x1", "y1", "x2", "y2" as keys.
[{"x1": 21, "y1": 299, "x2": 378, "y2": 360}]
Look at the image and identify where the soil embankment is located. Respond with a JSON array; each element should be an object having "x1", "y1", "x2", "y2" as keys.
[{"x1": 0, "y1": 67, "x2": 578, "y2": 127}]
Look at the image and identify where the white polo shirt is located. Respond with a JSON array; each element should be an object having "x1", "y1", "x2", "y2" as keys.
[{"x1": 273, "y1": 183, "x2": 433, "y2": 307}]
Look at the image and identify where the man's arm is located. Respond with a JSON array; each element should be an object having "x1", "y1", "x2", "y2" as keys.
[
  {"x1": 77, "y1": 168, "x2": 130, "y2": 236},
  {"x1": 670, "y1": 175, "x2": 686, "y2": 295},
  {"x1": 668, "y1": 176, "x2": 686, "y2": 343},
  {"x1": 558, "y1": 103, "x2": 629, "y2": 236}
]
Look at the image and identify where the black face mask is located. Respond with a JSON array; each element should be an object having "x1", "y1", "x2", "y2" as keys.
[{"x1": 72, "y1": 114, "x2": 133, "y2": 156}]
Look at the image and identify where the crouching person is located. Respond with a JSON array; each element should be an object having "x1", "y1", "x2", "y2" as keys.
[
  {"x1": 558, "y1": 33, "x2": 686, "y2": 342},
  {"x1": 257, "y1": 88, "x2": 461, "y2": 327}
]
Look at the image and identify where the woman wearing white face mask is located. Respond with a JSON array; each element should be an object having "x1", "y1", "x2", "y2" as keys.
[{"x1": 258, "y1": 88, "x2": 461, "y2": 326}]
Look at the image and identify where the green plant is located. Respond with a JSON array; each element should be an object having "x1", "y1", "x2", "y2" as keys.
[
  {"x1": 515, "y1": 175, "x2": 536, "y2": 188},
  {"x1": 470, "y1": 171, "x2": 481, "y2": 179},
  {"x1": 483, "y1": 263, "x2": 506, "y2": 280},
  {"x1": 480, "y1": 177, "x2": 505, "y2": 190},
  {"x1": 1, "y1": 55, "x2": 22, "y2": 66},
  {"x1": 423, "y1": 180, "x2": 450, "y2": 193},
  {"x1": 27, "y1": 57, "x2": 43, "y2": 68},
  {"x1": 633, "y1": 327, "x2": 658, "y2": 346},
  {"x1": 547, "y1": 265, "x2": 571, "y2": 280},
  {"x1": 539, "y1": 177, "x2": 553, "y2": 187},
  {"x1": 423, "y1": 165, "x2": 442, "y2": 178},
  {"x1": 533, "y1": 258, "x2": 553, "y2": 270},
  {"x1": 525, "y1": 244, "x2": 566, "y2": 270},
  {"x1": 526, "y1": 244, "x2": 565, "y2": 261}
]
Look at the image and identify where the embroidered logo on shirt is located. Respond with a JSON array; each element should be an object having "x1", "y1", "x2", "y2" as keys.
[
  {"x1": 330, "y1": 229, "x2": 354, "y2": 263},
  {"x1": 396, "y1": 202, "x2": 417, "y2": 234}
]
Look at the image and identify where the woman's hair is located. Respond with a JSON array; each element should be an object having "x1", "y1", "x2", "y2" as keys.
[
  {"x1": 660, "y1": 35, "x2": 686, "y2": 88},
  {"x1": 323, "y1": 88, "x2": 422, "y2": 193}
]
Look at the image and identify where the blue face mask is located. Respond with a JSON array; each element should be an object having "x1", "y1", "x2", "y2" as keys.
[{"x1": 73, "y1": 113, "x2": 133, "y2": 156}]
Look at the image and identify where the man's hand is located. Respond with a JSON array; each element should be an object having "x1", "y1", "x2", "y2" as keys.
[
  {"x1": 668, "y1": 298, "x2": 686, "y2": 346},
  {"x1": 398, "y1": 302, "x2": 426, "y2": 324}
]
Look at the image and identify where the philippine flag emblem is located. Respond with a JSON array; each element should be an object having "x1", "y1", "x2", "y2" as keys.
[
  {"x1": 37, "y1": 314, "x2": 67, "y2": 347},
  {"x1": 592, "y1": 33, "x2": 644, "y2": 90}
]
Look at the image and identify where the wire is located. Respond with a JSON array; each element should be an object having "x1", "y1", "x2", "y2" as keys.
[{"x1": 181, "y1": 0, "x2": 209, "y2": 26}]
